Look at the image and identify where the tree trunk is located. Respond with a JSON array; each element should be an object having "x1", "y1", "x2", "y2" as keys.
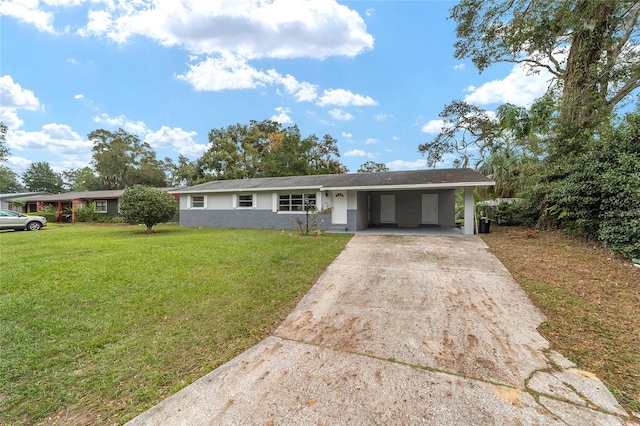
[{"x1": 560, "y1": 1, "x2": 615, "y2": 144}]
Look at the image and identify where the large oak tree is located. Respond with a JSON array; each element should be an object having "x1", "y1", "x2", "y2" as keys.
[
  {"x1": 196, "y1": 120, "x2": 346, "y2": 181},
  {"x1": 89, "y1": 128, "x2": 167, "y2": 189},
  {"x1": 451, "y1": 0, "x2": 640, "y2": 151}
]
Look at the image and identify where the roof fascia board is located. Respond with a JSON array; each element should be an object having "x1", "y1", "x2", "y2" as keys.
[
  {"x1": 322, "y1": 182, "x2": 495, "y2": 191},
  {"x1": 174, "y1": 185, "x2": 324, "y2": 194},
  {"x1": 173, "y1": 181, "x2": 494, "y2": 194}
]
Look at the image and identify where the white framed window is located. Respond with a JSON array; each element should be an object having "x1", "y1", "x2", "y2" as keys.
[
  {"x1": 191, "y1": 195, "x2": 205, "y2": 208},
  {"x1": 238, "y1": 194, "x2": 254, "y2": 208},
  {"x1": 278, "y1": 193, "x2": 316, "y2": 212},
  {"x1": 95, "y1": 200, "x2": 108, "y2": 213}
]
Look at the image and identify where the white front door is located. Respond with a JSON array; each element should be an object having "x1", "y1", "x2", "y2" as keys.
[
  {"x1": 421, "y1": 194, "x2": 438, "y2": 224},
  {"x1": 381, "y1": 194, "x2": 395, "y2": 223},
  {"x1": 331, "y1": 193, "x2": 347, "y2": 224}
]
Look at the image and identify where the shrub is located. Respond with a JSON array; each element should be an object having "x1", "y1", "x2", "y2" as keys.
[
  {"x1": 31, "y1": 211, "x2": 57, "y2": 222},
  {"x1": 493, "y1": 201, "x2": 528, "y2": 225},
  {"x1": 546, "y1": 112, "x2": 640, "y2": 258},
  {"x1": 119, "y1": 185, "x2": 179, "y2": 233},
  {"x1": 76, "y1": 202, "x2": 100, "y2": 222},
  {"x1": 289, "y1": 209, "x2": 331, "y2": 235}
]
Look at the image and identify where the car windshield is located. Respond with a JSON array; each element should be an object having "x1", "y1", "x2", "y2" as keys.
[{"x1": 0, "y1": 210, "x2": 21, "y2": 217}]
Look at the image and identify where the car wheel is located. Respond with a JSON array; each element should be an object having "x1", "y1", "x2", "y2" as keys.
[{"x1": 27, "y1": 221, "x2": 42, "y2": 231}]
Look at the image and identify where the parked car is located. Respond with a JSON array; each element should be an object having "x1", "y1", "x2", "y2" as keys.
[{"x1": 0, "y1": 209, "x2": 47, "y2": 231}]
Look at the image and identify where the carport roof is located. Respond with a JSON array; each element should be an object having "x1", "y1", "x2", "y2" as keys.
[{"x1": 174, "y1": 168, "x2": 494, "y2": 193}]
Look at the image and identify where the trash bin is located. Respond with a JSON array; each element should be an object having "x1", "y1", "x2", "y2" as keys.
[{"x1": 478, "y1": 218, "x2": 491, "y2": 233}]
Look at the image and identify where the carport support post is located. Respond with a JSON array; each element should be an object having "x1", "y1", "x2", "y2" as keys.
[{"x1": 463, "y1": 187, "x2": 475, "y2": 235}]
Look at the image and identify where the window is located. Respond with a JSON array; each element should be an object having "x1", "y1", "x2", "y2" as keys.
[
  {"x1": 95, "y1": 200, "x2": 108, "y2": 213},
  {"x1": 278, "y1": 193, "x2": 316, "y2": 212},
  {"x1": 238, "y1": 194, "x2": 254, "y2": 208},
  {"x1": 191, "y1": 196, "x2": 205, "y2": 208}
]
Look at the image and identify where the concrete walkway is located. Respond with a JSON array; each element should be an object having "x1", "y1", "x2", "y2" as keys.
[{"x1": 127, "y1": 235, "x2": 636, "y2": 425}]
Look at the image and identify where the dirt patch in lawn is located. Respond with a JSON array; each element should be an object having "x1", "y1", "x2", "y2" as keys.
[{"x1": 480, "y1": 226, "x2": 640, "y2": 414}]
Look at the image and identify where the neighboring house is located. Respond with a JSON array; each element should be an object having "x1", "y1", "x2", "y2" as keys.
[
  {"x1": 3, "y1": 188, "x2": 178, "y2": 223},
  {"x1": 172, "y1": 169, "x2": 494, "y2": 235},
  {"x1": 0, "y1": 192, "x2": 49, "y2": 210}
]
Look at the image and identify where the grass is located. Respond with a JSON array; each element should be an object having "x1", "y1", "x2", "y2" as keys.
[
  {"x1": 481, "y1": 226, "x2": 640, "y2": 415},
  {"x1": 0, "y1": 223, "x2": 351, "y2": 425}
]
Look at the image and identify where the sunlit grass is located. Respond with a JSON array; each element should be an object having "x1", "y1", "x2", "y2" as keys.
[
  {"x1": 481, "y1": 226, "x2": 640, "y2": 414},
  {"x1": 0, "y1": 223, "x2": 351, "y2": 424}
]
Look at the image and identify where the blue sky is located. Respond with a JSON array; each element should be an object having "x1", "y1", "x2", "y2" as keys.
[{"x1": 0, "y1": 0, "x2": 552, "y2": 179}]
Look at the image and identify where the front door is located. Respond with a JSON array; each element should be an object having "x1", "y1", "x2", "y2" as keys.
[
  {"x1": 421, "y1": 194, "x2": 438, "y2": 224},
  {"x1": 331, "y1": 193, "x2": 347, "y2": 224},
  {"x1": 381, "y1": 194, "x2": 395, "y2": 223}
]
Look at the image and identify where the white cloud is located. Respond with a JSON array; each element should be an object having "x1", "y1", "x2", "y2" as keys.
[
  {"x1": 177, "y1": 54, "x2": 272, "y2": 91},
  {"x1": 275, "y1": 73, "x2": 318, "y2": 102},
  {"x1": 92, "y1": 113, "x2": 148, "y2": 135},
  {"x1": 421, "y1": 119, "x2": 445, "y2": 134},
  {"x1": 0, "y1": 75, "x2": 41, "y2": 111},
  {"x1": 464, "y1": 62, "x2": 553, "y2": 106},
  {"x1": 271, "y1": 107, "x2": 293, "y2": 125},
  {"x1": 386, "y1": 159, "x2": 427, "y2": 171},
  {"x1": 74, "y1": 0, "x2": 373, "y2": 59},
  {"x1": 364, "y1": 138, "x2": 378, "y2": 145},
  {"x1": 344, "y1": 149, "x2": 373, "y2": 158},
  {"x1": 178, "y1": 54, "x2": 322, "y2": 104},
  {"x1": 328, "y1": 108, "x2": 354, "y2": 121},
  {"x1": 317, "y1": 89, "x2": 377, "y2": 107},
  {"x1": 365, "y1": 8, "x2": 374, "y2": 17},
  {"x1": 374, "y1": 113, "x2": 390, "y2": 122},
  {"x1": 92, "y1": 113, "x2": 207, "y2": 157},
  {"x1": 0, "y1": 1, "x2": 56, "y2": 33},
  {"x1": 454, "y1": 63, "x2": 466, "y2": 71},
  {"x1": 6, "y1": 156, "x2": 33, "y2": 176},
  {"x1": 0, "y1": 76, "x2": 42, "y2": 129},
  {"x1": 9, "y1": 123, "x2": 91, "y2": 158},
  {"x1": 145, "y1": 126, "x2": 207, "y2": 157},
  {"x1": 0, "y1": 110, "x2": 24, "y2": 130},
  {"x1": 341, "y1": 131, "x2": 352, "y2": 139}
]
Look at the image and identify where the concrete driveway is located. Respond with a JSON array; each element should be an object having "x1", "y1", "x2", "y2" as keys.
[{"x1": 127, "y1": 235, "x2": 635, "y2": 425}]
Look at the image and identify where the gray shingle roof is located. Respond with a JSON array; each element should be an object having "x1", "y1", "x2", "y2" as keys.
[
  {"x1": 175, "y1": 168, "x2": 493, "y2": 193},
  {"x1": 1, "y1": 188, "x2": 176, "y2": 202}
]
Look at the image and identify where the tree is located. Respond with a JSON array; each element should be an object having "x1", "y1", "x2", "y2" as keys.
[
  {"x1": 0, "y1": 122, "x2": 9, "y2": 162},
  {"x1": 476, "y1": 143, "x2": 526, "y2": 198},
  {"x1": 165, "y1": 154, "x2": 198, "y2": 187},
  {"x1": 0, "y1": 166, "x2": 24, "y2": 192},
  {"x1": 21, "y1": 162, "x2": 65, "y2": 193},
  {"x1": 418, "y1": 101, "x2": 544, "y2": 168},
  {"x1": 118, "y1": 185, "x2": 179, "y2": 234},
  {"x1": 196, "y1": 120, "x2": 346, "y2": 181},
  {"x1": 197, "y1": 120, "x2": 277, "y2": 181},
  {"x1": 89, "y1": 128, "x2": 167, "y2": 189},
  {"x1": 62, "y1": 167, "x2": 101, "y2": 192},
  {"x1": 357, "y1": 161, "x2": 389, "y2": 173},
  {"x1": 308, "y1": 134, "x2": 347, "y2": 174},
  {"x1": 450, "y1": 0, "x2": 640, "y2": 149}
]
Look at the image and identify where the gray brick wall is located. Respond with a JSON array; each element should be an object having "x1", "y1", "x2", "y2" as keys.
[{"x1": 180, "y1": 209, "x2": 333, "y2": 231}]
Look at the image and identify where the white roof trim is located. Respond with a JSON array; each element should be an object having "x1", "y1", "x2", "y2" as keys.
[
  {"x1": 322, "y1": 181, "x2": 495, "y2": 191},
  {"x1": 172, "y1": 181, "x2": 494, "y2": 194},
  {"x1": 173, "y1": 185, "x2": 324, "y2": 194}
]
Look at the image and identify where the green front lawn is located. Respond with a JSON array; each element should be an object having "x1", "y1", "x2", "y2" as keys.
[{"x1": 0, "y1": 223, "x2": 351, "y2": 425}]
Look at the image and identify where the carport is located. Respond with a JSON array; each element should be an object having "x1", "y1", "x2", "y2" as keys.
[{"x1": 321, "y1": 169, "x2": 493, "y2": 235}]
